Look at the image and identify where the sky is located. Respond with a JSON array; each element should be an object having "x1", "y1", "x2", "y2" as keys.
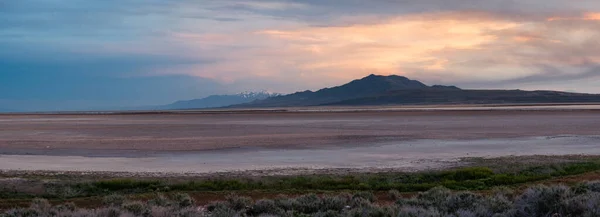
[{"x1": 2, "y1": 0, "x2": 600, "y2": 111}]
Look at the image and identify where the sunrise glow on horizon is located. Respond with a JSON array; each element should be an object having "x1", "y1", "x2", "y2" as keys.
[{"x1": 2, "y1": 0, "x2": 600, "y2": 110}]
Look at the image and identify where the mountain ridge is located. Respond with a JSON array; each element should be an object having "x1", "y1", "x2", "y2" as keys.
[
  {"x1": 231, "y1": 74, "x2": 600, "y2": 108},
  {"x1": 237, "y1": 74, "x2": 433, "y2": 107},
  {"x1": 162, "y1": 91, "x2": 280, "y2": 110}
]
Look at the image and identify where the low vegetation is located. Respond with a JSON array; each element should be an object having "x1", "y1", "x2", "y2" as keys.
[
  {"x1": 4, "y1": 182, "x2": 600, "y2": 216},
  {"x1": 2, "y1": 156, "x2": 600, "y2": 216},
  {"x1": 3, "y1": 160, "x2": 598, "y2": 200}
]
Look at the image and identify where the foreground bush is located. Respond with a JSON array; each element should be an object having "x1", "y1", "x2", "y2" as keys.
[
  {"x1": 4, "y1": 160, "x2": 600, "y2": 201},
  {"x1": 6, "y1": 182, "x2": 600, "y2": 216}
]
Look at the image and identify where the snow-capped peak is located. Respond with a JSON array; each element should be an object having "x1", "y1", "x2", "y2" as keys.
[{"x1": 236, "y1": 91, "x2": 281, "y2": 99}]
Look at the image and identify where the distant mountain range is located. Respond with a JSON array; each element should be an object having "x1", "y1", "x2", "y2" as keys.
[
  {"x1": 229, "y1": 74, "x2": 600, "y2": 108},
  {"x1": 163, "y1": 74, "x2": 600, "y2": 109},
  {"x1": 162, "y1": 91, "x2": 280, "y2": 110},
  {"x1": 5, "y1": 75, "x2": 599, "y2": 112}
]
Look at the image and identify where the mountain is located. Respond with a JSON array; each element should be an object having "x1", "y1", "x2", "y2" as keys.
[
  {"x1": 233, "y1": 74, "x2": 600, "y2": 107},
  {"x1": 163, "y1": 91, "x2": 280, "y2": 109},
  {"x1": 327, "y1": 89, "x2": 600, "y2": 106},
  {"x1": 236, "y1": 74, "x2": 429, "y2": 107}
]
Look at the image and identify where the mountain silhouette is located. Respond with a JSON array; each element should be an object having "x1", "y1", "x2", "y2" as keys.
[
  {"x1": 237, "y1": 74, "x2": 433, "y2": 107},
  {"x1": 163, "y1": 91, "x2": 279, "y2": 109},
  {"x1": 232, "y1": 74, "x2": 600, "y2": 107}
]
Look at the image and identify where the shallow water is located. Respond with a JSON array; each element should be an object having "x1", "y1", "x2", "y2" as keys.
[
  {"x1": 1, "y1": 135, "x2": 599, "y2": 173},
  {"x1": 293, "y1": 104, "x2": 600, "y2": 112}
]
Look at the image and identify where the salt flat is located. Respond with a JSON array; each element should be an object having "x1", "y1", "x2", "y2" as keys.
[
  {"x1": 1, "y1": 106, "x2": 599, "y2": 172},
  {"x1": 1, "y1": 135, "x2": 600, "y2": 173}
]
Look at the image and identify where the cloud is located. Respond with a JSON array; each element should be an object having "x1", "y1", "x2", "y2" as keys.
[
  {"x1": 548, "y1": 12, "x2": 600, "y2": 21},
  {"x1": 195, "y1": 10, "x2": 598, "y2": 89},
  {"x1": 499, "y1": 65, "x2": 600, "y2": 85},
  {"x1": 2, "y1": 0, "x2": 600, "y2": 111},
  {"x1": 255, "y1": 12, "x2": 515, "y2": 77},
  {"x1": 227, "y1": 1, "x2": 307, "y2": 10},
  {"x1": 0, "y1": 39, "x2": 224, "y2": 111},
  {"x1": 146, "y1": 7, "x2": 600, "y2": 93}
]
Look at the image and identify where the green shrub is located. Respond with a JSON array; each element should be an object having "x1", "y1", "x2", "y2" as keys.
[
  {"x1": 148, "y1": 193, "x2": 170, "y2": 207},
  {"x1": 207, "y1": 201, "x2": 229, "y2": 212},
  {"x1": 274, "y1": 195, "x2": 295, "y2": 211},
  {"x1": 320, "y1": 195, "x2": 349, "y2": 212},
  {"x1": 175, "y1": 207, "x2": 203, "y2": 217},
  {"x1": 444, "y1": 167, "x2": 494, "y2": 181},
  {"x1": 29, "y1": 198, "x2": 51, "y2": 212},
  {"x1": 149, "y1": 206, "x2": 174, "y2": 217},
  {"x1": 293, "y1": 194, "x2": 322, "y2": 214},
  {"x1": 513, "y1": 185, "x2": 572, "y2": 217},
  {"x1": 417, "y1": 186, "x2": 451, "y2": 208},
  {"x1": 450, "y1": 209, "x2": 477, "y2": 217},
  {"x1": 251, "y1": 199, "x2": 284, "y2": 215},
  {"x1": 94, "y1": 179, "x2": 162, "y2": 192},
  {"x1": 352, "y1": 191, "x2": 375, "y2": 202},
  {"x1": 173, "y1": 193, "x2": 195, "y2": 208},
  {"x1": 345, "y1": 205, "x2": 394, "y2": 217},
  {"x1": 43, "y1": 183, "x2": 83, "y2": 199},
  {"x1": 388, "y1": 189, "x2": 401, "y2": 201},
  {"x1": 576, "y1": 181, "x2": 600, "y2": 193},
  {"x1": 96, "y1": 207, "x2": 122, "y2": 217},
  {"x1": 444, "y1": 192, "x2": 482, "y2": 213},
  {"x1": 350, "y1": 197, "x2": 372, "y2": 209},
  {"x1": 491, "y1": 186, "x2": 515, "y2": 198},
  {"x1": 102, "y1": 194, "x2": 126, "y2": 206},
  {"x1": 210, "y1": 206, "x2": 238, "y2": 217},
  {"x1": 396, "y1": 206, "x2": 441, "y2": 217},
  {"x1": 395, "y1": 197, "x2": 420, "y2": 207},
  {"x1": 313, "y1": 210, "x2": 344, "y2": 217},
  {"x1": 9, "y1": 183, "x2": 600, "y2": 217},
  {"x1": 122, "y1": 201, "x2": 148, "y2": 216},
  {"x1": 226, "y1": 194, "x2": 252, "y2": 211},
  {"x1": 476, "y1": 194, "x2": 513, "y2": 215},
  {"x1": 54, "y1": 202, "x2": 77, "y2": 212}
]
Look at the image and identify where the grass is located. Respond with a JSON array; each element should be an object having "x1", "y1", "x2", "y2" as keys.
[
  {"x1": 81, "y1": 161, "x2": 600, "y2": 194},
  {"x1": 1, "y1": 158, "x2": 599, "y2": 201},
  {"x1": 2, "y1": 155, "x2": 600, "y2": 212}
]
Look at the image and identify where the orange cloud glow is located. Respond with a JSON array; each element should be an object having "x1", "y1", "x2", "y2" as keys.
[
  {"x1": 548, "y1": 12, "x2": 600, "y2": 21},
  {"x1": 585, "y1": 13, "x2": 600, "y2": 20},
  {"x1": 254, "y1": 12, "x2": 519, "y2": 80},
  {"x1": 162, "y1": 11, "x2": 600, "y2": 90}
]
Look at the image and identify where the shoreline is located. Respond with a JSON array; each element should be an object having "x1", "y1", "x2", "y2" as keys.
[
  {"x1": 3, "y1": 103, "x2": 600, "y2": 115},
  {"x1": 0, "y1": 155, "x2": 596, "y2": 178}
]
